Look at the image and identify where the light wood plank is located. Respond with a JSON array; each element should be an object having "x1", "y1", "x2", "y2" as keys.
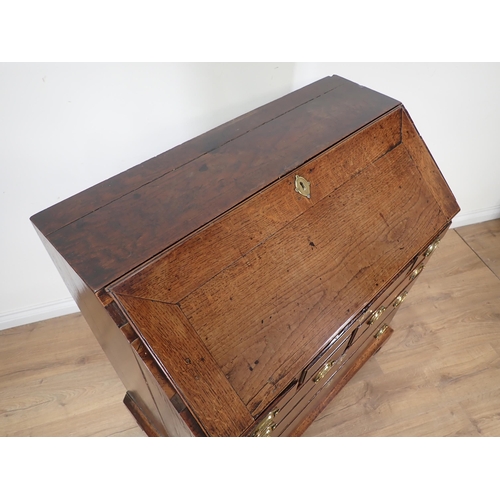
[
  {"x1": 0, "y1": 313, "x2": 144, "y2": 437},
  {"x1": 305, "y1": 222, "x2": 500, "y2": 437},
  {"x1": 456, "y1": 218, "x2": 500, "y2": 280}
]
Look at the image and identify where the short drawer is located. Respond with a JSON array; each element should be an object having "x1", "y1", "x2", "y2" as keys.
[{"x1": 278, "y1": 307, "x2": 400, "y2": 437}]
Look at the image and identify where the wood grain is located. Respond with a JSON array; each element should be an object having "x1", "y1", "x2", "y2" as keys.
[
  {"x1": 114, "y1": 294, "x2": 253, "y2": 436},
  {"x1": 456, "y1": 218, "x2": 500, "y2": 280},
  {"x1": 303, "y1": 226, "x2": 500, "y2": 436},
  {"x1": 3, "y1": 219, "x2": 499, "y2": 436},
  {"x1": 34, "y1": 78, "x2": 399, "y2": 291},
  {"x1": 288, "y1": 325, "x2": 396, "y2": 437},
  {"x1": 131, "y1": 338, "x2": 204, "y2": 436},
  {"x1": 30, "y1": 76, "x2": 346, "y2": 236},
  {"x1": 112, "y1": 109, "x2": 402, "y2": 304},
  {"x1": 0, "y1": 313, "x2": 144, "y2": 437},
  {"x1": 180, "y1": 144, "x2": 447, "y2": 416},
  {"x1": 24, "y1": 76, "x2": 466, "y2": 437},
  {"x1": 402, "y1": 108, "x2": 460, "y2": 219},
  {"x1": 34, "y1": 228, "x2": 166, "y2": 433}
]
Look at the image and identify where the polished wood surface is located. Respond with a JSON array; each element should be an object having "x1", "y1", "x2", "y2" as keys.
[
  {"x1": 108, "y1": 111, "x2": 457, "y2": 433},
  {"x1": 31, "y1": 76, "x2": 399, "y2": 291},
  {"x1": 3, "y1": 219, "x2": 499, "y2": 436},
  {"x1": 178, "y1": 144, "x2": 446, "y2": 417},
  {"x1": 116, "y1": 295, "x2": 253, "y2": 436},
  {"x1": 29, "y1": 76, "x2": 345, "y2": 237},
  {"x1": 111, "y1": 109, "x2": 402, "y2": 305}
]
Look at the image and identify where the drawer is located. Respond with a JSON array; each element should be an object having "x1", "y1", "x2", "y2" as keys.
[
  {"x1": 268, "y1": 276, "x2": 419, "y2": 436},
  {"x1": 248, "y1": 284, "x2": 407, "y2": 437},
  {"x1": 248, "y1": 328, "x2": 353, "y2": 437},
  {"x1": 405, "y1": 225, "x2": 449, "y2": 280},
  {"x1": 298, "y1": 254, "x2": 420, "y2": 387},
  {"x1": 276, "y1": 271, "x2": 428, "y2": 436},
  {"x1": 278, "y1": 307, "x2": 400, "y2": 437},
  {"x1": 247, "y1": 226, "x2": 448, "y2": 437}
]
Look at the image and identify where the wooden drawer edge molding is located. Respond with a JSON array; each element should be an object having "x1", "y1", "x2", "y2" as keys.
[
  {"x1": 131, "y1": 337, "x2": 205, "y2": 437},
  {"x1": 123, "y1": 392, "x2": 161, "y2": 437}
]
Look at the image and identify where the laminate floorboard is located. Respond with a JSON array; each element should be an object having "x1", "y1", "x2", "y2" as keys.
[
  {"x1": 305, "y1": 222, "x2": 500, "y2": 436},
  {"x1": 0, "y1": 313, "x2": 144, "y2": 437},
  {"x1": 1, "y1": 220, "x2": 499, "y2": 437},
  {"x1": 456, "y1": 218, "x2": 500, "y2": 280}
]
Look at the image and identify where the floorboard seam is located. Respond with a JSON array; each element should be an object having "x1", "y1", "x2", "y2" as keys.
[{"x1": 454, "y1": 229, "x2": 500, "y2": 282}]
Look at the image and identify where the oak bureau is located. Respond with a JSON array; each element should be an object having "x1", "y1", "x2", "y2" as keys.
[{"x1": 31, "y1": 75, "x2": 459, "y2": 436}]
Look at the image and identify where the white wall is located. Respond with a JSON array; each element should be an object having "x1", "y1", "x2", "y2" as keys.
[
  {"x1": 1, "y1": 63, "x2": 499, "y2": 330},
  {"x1": 292, "y1": 63, "x2": 500, "y2": 225},
  {"x1": 0, "y1": 63, "x2": 295, "y2": 329}
]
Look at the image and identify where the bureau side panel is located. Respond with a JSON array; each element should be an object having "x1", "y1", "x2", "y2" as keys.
[
  {"x1": 402, "y1": 108, "x2": 460, "y2": 219},
  {"x1": 33, "y1": 228, "x2": 166, "y2": 436}
]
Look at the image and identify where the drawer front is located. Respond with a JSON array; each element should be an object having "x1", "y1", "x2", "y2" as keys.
[
  {"x1": 248, "y1": 226, "x2": 448, "y2": 436},
  {"x1": 249, "y1": 282, "x2": 408, "y2": 437},
  {"x1": 275, "y1": 235, "x2": 446, "y2": 436},
  {"x1": 278, "y1": 307, "x2": 400, "y2": 437}
]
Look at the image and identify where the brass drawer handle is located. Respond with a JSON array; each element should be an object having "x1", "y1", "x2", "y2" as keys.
[
  {"x1": 374, "y1": 324, "x2": 389, "y2": 339},
  {"x1": 313, "y1": 358, "x2": 337, "y2": 383},
  {"x1": 392, "y1": 291, "x2": 408, "y2": 308},
  {"x1": 252, "y1": 409, "x2": 279, "y2": 437},
  {"x1": 367, "y1": 306, "x2": 386, "y2": 325},
  {"x1": 410, "y1": 264, "x2": 424, "y2": 281},
  {"x1": 425, "y1": 239, "x2": 440, "y2": 257}
]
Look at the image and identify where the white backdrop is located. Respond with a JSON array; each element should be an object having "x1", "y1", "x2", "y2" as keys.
[{"x1": 1, "y1": 62, "x2": 499, "y2": 329}]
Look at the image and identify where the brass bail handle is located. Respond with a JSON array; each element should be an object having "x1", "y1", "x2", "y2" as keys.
[
  {"x1": 425, "y1": 239, "x2": 440, "y2": 257},
  {"x1": 410, "y1": 264, "x2": 425, "y2": 281},
  {"x1": 367, "y1": 306, "x2": 386, "y2": 325},
  {"x1": 252, "y1": 409, "x2": 279, "y2": 437}
]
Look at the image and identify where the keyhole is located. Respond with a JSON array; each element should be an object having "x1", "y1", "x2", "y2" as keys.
[{"x1": 295, "y1": 175, "x2": 310, "y2": 198}]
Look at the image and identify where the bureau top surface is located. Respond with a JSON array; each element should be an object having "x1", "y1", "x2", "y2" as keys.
[{"x1": 31, "y1": 75, "x2": 401, "y2": 291}]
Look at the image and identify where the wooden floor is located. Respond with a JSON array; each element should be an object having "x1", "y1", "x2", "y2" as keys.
[{"x1": 1, "y1": 219, "x2": 500, "y2": 437}]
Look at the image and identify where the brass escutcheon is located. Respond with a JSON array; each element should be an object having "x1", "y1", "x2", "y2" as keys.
[
  {"x1": 410, "y1": 265, "x2": 425, "y2": 281},
  {"x1": 295, "y1": 175, "x2": 311, "y2": 198},
  {"x1": 392, "y1": 291, "x2": 408, "y2": 308},
  {"x1": 367, "y1": 306, "x2": 386, "y2": 325},
  {"x1": 375, "y1": 324, "x2": 389, "y2": 339}
]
